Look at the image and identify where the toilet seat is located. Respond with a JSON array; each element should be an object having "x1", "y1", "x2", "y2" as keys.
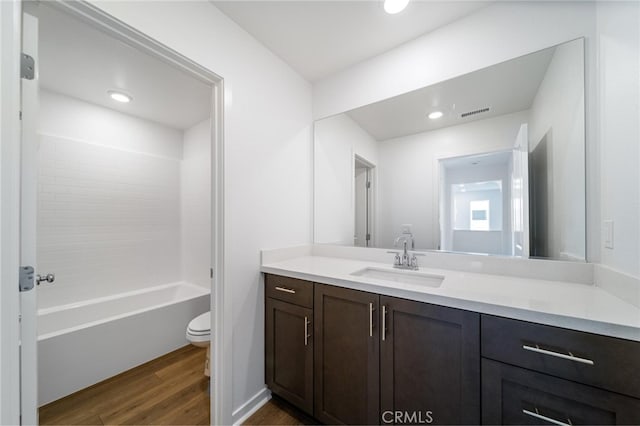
[{"x1": 186, "y1": 311, "x2": 211, "y2": 347}]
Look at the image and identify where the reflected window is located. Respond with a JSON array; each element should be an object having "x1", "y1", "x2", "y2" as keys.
[
  {"x1": 452, "y1": 180, "x2": 502, "y2": 231},
  {"x1": 470, "y1": 200, "x2": 490, "y2": 231}
]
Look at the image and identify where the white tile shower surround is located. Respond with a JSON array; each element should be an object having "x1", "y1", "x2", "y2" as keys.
[
  {"x1": 37, "y1": 134, "x2": 182, "y2": 308},
  {"x1": 261, "y1": 245, "x2": 640, "y2": 342}
]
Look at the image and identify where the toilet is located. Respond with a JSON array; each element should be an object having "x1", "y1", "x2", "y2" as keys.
[{"x1": 186, "y1": 311, "x2": 211, "y2": 377}]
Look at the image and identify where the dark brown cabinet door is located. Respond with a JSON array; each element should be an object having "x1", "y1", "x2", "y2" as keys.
[
  {"x1": 265, "y1": 297, "x2": 313, "y2": 415},
  {"x1": 380, "y1": 296, "x2": 480, "y2": 425},
  {"x1": 314, "y1": 283, "x2": 380, "y2": 425},
  {"x1": 482, "y1": 358, "x2": 640, "y2": 425}
]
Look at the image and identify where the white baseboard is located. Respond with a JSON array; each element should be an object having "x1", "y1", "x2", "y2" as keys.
[{"x1": 232, "y1": 387, "x2": 271, "y2": 426}]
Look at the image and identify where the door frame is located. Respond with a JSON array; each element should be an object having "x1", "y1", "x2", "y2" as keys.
[
  {"x1": 1, "y1": 0, "x2": 24, "y2": 423},
  {"x1": 353, "y1": 153, "x2": 376, "y2": 248},
  {"x1": 0, "y1": 1, "x2": 229, "y2": 424}
]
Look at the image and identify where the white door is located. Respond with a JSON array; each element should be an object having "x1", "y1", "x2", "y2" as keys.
[
  {"x1": 20, "y1": 10, "x2": 40, "y2": 425},
  {"x1": 511, "y1": 123, "x2": 530, "y2": 258},
  {"x1": 354, "y1": 156, "x2": 373, "y2": 247},
  {"x1": 354, "y1": 167, "x2": 368, "y2": 246}
]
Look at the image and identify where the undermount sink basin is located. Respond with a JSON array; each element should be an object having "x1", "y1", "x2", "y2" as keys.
[{"x1": 350, "y1": 267, "x2": 444, "y2": 288}]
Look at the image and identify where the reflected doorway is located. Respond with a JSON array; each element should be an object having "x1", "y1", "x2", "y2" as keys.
[{"x1": 354, "y1": 156, "x2": 375, "y2": 247}]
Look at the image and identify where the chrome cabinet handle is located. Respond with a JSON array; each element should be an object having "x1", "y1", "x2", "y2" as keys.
[
  {"x1": 274, "y1": 286, "x2": 296, "y2": 294},
  {"x1": 522, "y1": 408, "x2": 572, "y2": 426},
  {"x1": 304, "y1": 316, "x2": 311, "y2": 346},
  {"x1": 381, "y1": 305, "x2": 387, "y2": 341},
  {"x1": 369, "y1": 303, "x2": 374, "y2": 337},
  {"x1": 522, "y1": 344, "x2": 594, "y2": 365}
]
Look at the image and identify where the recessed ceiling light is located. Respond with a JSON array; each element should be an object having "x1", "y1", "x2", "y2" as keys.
[
  {"x1": 384, "y1": 0, "x2": 410, "y2": 14},
  {"x1": 108, "y1": 90, "x2": 132, "y2": 103},
  {"x1": 428, "y1": 111, "x2": 443, "y2": 120}
]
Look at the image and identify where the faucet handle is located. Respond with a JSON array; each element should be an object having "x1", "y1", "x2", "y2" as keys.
[
  {"x1": 408, "y1": 252, "x2": 425, "y2": 269},
  {"x1": 387, "y1": 251, "x2": 402, "y2": 266}
]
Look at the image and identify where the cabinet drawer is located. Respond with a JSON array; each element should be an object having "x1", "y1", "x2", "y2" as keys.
[
  {"x1": 482, "y1": 315, "x2": 640, "y2": 398},
  {"x1": 482, "y1": 359, "x2": 640, "y2": 425},
  {"x1": 265, "y1": 274, "x2": 313, "y2": 308}
]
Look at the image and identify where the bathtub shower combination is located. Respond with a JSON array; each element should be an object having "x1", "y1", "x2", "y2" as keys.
[
  {"x1": 36, "y1": 91, "x2": 212, "y2": 405},
  {"x1": 37, "y1": 282, "x2": 209, "y2": 405}
]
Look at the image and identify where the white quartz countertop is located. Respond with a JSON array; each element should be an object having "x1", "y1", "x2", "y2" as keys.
[{"x1": 261, "y1": 255, "x2": 640, "y2": 342}]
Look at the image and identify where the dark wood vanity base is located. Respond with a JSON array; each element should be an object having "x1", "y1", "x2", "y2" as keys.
[{"x1": 264, "y1": 273, "x2": 640, "y2": 425}]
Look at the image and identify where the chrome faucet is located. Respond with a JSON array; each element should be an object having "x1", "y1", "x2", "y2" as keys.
[
  {"x1": 394, "y1": 233, "x2": 415, "y2": 251},
  {"x1": 388, "y1": 234, "x2": 423, "y2": 270}
]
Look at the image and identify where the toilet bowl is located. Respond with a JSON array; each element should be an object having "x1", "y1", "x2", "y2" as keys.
[
  {"x1": 186, "y1": 311, "x2": 211, "y2": 347},
  {"x1": 186, "y1": 311, "x2": 211, "y2": 377}
]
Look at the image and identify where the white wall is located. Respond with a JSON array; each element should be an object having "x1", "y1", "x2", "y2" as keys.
[
  {"x1": 181, "y1": 119, "x2": 211, "y2": 289},
  {"x1": 596, "y1": 1, "x2": 640, "y2": 278},
  {"x1": 313, "y1": 2, "x2": 596, "y2": 120},
  {"x1": 89, "y1": 2, "x2": 313, "y2": 421},
  {"x1": 37, "y1": 90, "x2": 184, "y2": 309},
  {"x1": 39, "y1": 90, "x2": 183, "y2": 159},
  {"x1": 377, "y1": 110, "x2": 528, "y2": 250},
  {"x1": 314, "y1": 113, "x2": 378, "y2": 245},
  {"x1": 528, "y1": 40, "x2": 586, "y2": 261}
]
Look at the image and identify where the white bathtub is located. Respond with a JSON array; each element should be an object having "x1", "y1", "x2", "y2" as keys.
[{"x1": 37, "y1": 281, "x2": 210, "y2": 406}]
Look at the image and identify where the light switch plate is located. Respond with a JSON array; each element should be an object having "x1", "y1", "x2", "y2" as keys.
[{"x1": 603, "y1": 220, "x2": 614, "y2": 249}]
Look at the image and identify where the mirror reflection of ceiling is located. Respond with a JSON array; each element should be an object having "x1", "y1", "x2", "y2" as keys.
[
  {"x1": 441, "y1": 151, "x2": 511, "y2": 170},
  {"x1": 35, "y1": 4, "x2": 211, "y2": 130},
  {"x1": 346, "y1": 47, "x2": 555, "y2": 140}
]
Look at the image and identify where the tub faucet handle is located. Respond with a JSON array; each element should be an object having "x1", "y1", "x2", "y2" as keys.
[{"x1": 36, "y1": 273, "x2": 55, "y2": 285}]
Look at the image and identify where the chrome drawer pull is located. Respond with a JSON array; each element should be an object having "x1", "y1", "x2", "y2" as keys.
[
  {"x1": 274, "y1": 286, "x2": 296, "y2": 294},
  {"x1": 381, "y1": 305, "x2": 387, "y2": 341},
  {"x1": 304, "y1": 316, "x2": 311, "y2": 346},
  {"x1": 522, "y1": 344, "x2": 594, "y2": 365},
  {"x1": 369, "y1": 303, "x2": 374, "y2": 337},
  {"x1": 522, "y1": 408, "x2": 572, "y2": 426}
]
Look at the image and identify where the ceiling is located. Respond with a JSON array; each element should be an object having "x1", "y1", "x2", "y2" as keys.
[
  {"x1": 346, "y1": 45, "x2": 555, "y2": 141},
  {"x1": 36, "y1": 5, "x2": 211, "y2": 130},
  {"x1": 212, "y1": 1, "x2": 491, "y2": 82}
]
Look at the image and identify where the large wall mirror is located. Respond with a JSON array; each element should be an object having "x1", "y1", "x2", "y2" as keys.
[{"x1": 314, "y1": 38, "x2": 586, "y2": 261}]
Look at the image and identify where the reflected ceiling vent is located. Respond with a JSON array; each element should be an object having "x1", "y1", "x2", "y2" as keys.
[{"x1": 459, "y1": 107, "x2": 491, "y2": 119}]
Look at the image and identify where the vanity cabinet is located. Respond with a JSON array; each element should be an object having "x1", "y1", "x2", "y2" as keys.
[
  {"x1": 482, "y1": 359, "x2": 640, "y2": 425},
  {"x1": 265, "y1": 275, "x2": 314, "y2": 415},
  {"x1": 313, "y1": 284, "x2": 480, "y2": 425},
  {"x1": 314, "y1": 284, "x2": 380, "y2": 425},
  {"x1": 380, "y1": 296, "x2": 480, "y2": 425},
  {"x1": 481, "y1": 315, "x2": 640, "y2": 425},
  {"x1": 264, "y1": 273, "x2": 640, "y2": 425}
]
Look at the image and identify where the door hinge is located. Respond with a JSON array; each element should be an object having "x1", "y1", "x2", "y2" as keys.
[
  {"x1": 366, "y1": 181, "x2": 371, "y2": 189},
  {"x1": 366, "y1": 233, "x2": 371, "y2": 241},
  {"x1": 19, "y1": 266, "x2": 35, "y2": 292},
  {"x1": 21, "y1": 53, "x2": 35, "y2": 80},
  {"x1": 210, "y1": 268, "x2": 213, "y2": 279}
]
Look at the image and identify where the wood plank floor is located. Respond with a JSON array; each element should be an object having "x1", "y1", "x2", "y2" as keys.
[
  {"x1": 39, "y1": 345, "x2": 210, "y2": 425},
  {"x1": 243, "y1": 396, "x2": 316, "y2": 426}
]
